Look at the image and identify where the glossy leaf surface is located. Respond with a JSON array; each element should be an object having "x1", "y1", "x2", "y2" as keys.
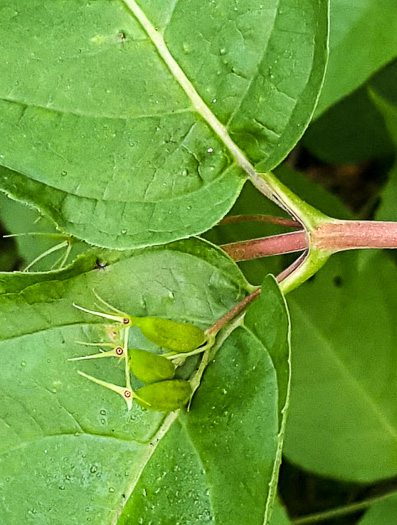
[
  {"x1": 245, "y1": 275, "x2": 291, "y2": 521},
  {"x1": 0, "y1": 0, "x2": 328, "y2": 248},
  {"x1": 0, "y1": 238, "x2": 290, "y2": 524}
]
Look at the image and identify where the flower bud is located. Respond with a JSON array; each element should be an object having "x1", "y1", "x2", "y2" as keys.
[
  {"x1": 132, "y1": 317, "x2": 206, "y2": 352},
  {"x1": 129, "y1": 349, "x2": 175, "y2": 384},
  {"x1": 134, "y1": 379, "x2": 192, "y2": 412}
]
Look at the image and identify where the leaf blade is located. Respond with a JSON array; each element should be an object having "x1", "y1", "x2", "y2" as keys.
[
  {"x1": 0, "y1": 0, "x2": 328, "y2": 247},
  {"x1": 0, "y1": 238, "x2": 289, "y2": 523},
  {"x1": 284, "y1": 251, "x2": 397, "y2": 482}
]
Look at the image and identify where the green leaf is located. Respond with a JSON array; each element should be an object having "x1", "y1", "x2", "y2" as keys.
[
  {"x1": 245, "y1": 275, "x2": 291, "y2": 522},
  {"x1": 270, "y1": 500, "x2": 291, "y2": 525},
  {"x1": 284, "y1": 250, "x2": 397, "y2": 482},
  {"x1": 0, "y1": 0, "x2": 328, "y2": 248},
  {"x1": 359, "y1": 494, "x2": 397, "y2": 525},
  {"x1": 371, "y1": 88, "x2": 397, "y2": 146},
  {"x1": 376, "y1": 162, "x2": 397, "y2": 222},
  {"x1": 0, "y1": 237, "x2": 290, "y2": 523},
  {"x1": 0, "y1": 191, "x2": 88, "y2": 271},
  {"x1": 371, "y1": 87, "x2": 397, "y2": 222},
  {"x1": 315, "y1": 0, "x2": 397, "y2": 117},
  {"x1": 119, "y1": 327, "x2": 280, "y2": 524}
]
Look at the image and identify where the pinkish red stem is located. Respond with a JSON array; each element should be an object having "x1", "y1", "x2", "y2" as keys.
[
  {"x1": 314, "y1": 220, "x2": 397, "y2": 252},
  {"x1": 220, "y1": 214, "x2": 301, "y2": 229},
  {"x1": 221, "y1": 231, "x2": 308, "y2": 261},
  {"x1": 207, "y1": 288, "x2": 262, "y2": 335}
]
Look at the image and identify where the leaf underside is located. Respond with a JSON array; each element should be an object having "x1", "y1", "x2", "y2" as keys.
[{"x1": 0, "y1": 0, "x2": 328, "y2": 248}]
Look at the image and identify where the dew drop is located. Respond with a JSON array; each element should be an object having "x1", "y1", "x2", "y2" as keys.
[
  {"x1": 90, "y1": 466, "x2": 97, "y2": 474},
  {"x1": 100, "y1": 409, "x2": 107, "y2": 415},
  {"x1": 100, "y1": 418, "x2": 106, "y2": 425},
  {"x1": 121, "y1": 229, "x2": 127, "y2": 235},
  {"x1": 59, "y1": 485, "x2": 65, "y2": 491},
  {"x1": 212, "y1": 98, "x2": 217, "y2": 103},
  {"x1": 21, "y1": 361, "x2": 26, "y2": 367},
  {"x1": 61, "y1": 170, "x2": 67, "y2": 177},
  {"x1": 219, "y1": 48, "x2": 226, "y2": 55},
  {"x1": 109, "y1": 487, "x2": 115, "y2": 493},
  {"x1": 207, "y1": 148, "x2": 213, "y2": 153},
  {"x1": 181, "y1": 168, "x2": 188, "y2": 176}
]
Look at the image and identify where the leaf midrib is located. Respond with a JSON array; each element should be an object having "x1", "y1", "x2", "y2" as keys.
[
  {"x1": 112, "y1": 411, "x2": 178, "y2": 524},
  {"x1": 122, "y1": 0, "x2": 258, "y2": 180}
]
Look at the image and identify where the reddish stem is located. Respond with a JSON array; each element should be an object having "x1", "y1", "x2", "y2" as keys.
[
  {"x1": 276, "y1": 251, "x2": 308, "y2": 283},
  {"x1": 315, "y1": 220, "x2": 397, "y2": 252},
  {"x1": 221, "y1": 231, "x2": 308, "y2": 261},
  {"x1": 207, "y1": 288, "x2": 261, "y2": 335},
  {"x1": 207, "y1": 252, "x2": 308, "y2": 336},
  {"x1": 220, "y1": 214, "x2": 301, "y2": 229}
]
